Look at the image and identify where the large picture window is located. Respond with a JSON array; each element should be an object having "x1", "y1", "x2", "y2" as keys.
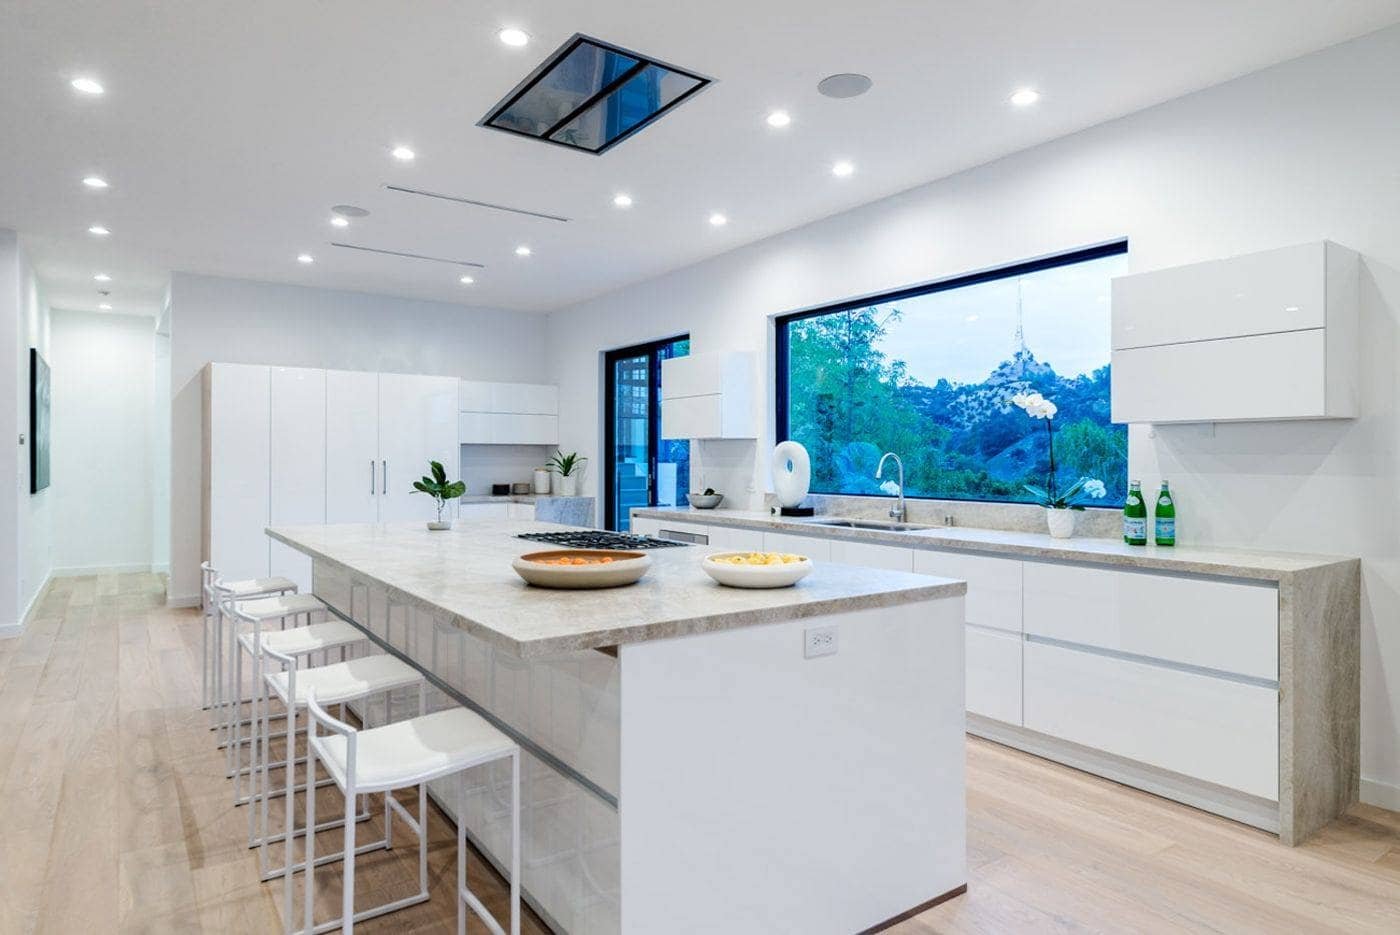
[{"x1": 775, "y1": 243, "x2": 1129, "y2": 507}]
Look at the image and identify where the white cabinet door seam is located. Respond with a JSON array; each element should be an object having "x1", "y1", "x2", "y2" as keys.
[{"x1": 1024, "y1": 633, "x2": 1279, "y2": 691}]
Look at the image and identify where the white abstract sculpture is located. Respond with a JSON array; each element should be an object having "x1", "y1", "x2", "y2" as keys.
[{"x1": 771, "y1": 441, "x2": 812, "y2": 508}]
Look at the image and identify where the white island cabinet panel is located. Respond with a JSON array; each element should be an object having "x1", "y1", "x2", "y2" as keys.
[
  {"x1": 714, "y1": 525, "x2": 765, "y2": 552},
  {"x1": 325, "y1": 369, "x2": 380, "y2": 524},
  {"x1": 1022, "y1": 562, "x2": 1278, "y2": 681},
  {"x1": 206, "y1": 363, "x2": 271, "y2": 577},
  {"x1": 459, "y1": 502, "x2": 509, "y2": 521},
  {"x1": 1023, "y1": 640, "x2": 1279, "y2": 801},
  {"x1": 269, "y1": 367, "x2": 325, "y2": 591},
  {"x1": 913, "y1": 550, "x2": 1023, "y2": 632},
  {"x1": 763, "y1": 531, "x2": 833, "y2": 562},
  {"x1": 966, "y1": 626, "x2": 1023, "y2": 725}
]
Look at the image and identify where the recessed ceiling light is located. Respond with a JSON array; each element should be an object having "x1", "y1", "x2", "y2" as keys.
[
  {"x1": 817, "y1": 73, "x2": 873, "y2": 99},
  {"x1": 88, "y1": 225, "x2": 110, "y2": 236},
  {"x1": 459, "y1": 275, "x2": 475, "y2": 285},
  {"x1": 612, "y1": 193, "x2": 633, "y2": 208},
  {"x1": 831, "y1": 160, "x2": 855, "y2": 177},
  {"x1": 498, "y1": 27, "x2": 530, "y2": 47},
  {"x1": 82, "y1": 176, "x2": 108, "y2": 189},
  {"x1": 766, "y1": 110, "x2": 791, "y2": 128},
  {"x1": 297, "y1": 254, "x2": 314, "y2": 264},
  {"x1": 391, "y1": 145, "x2": 416, "y2": 161},
  {"x1": 330, "y1": 216, "x2": 349, "y2": 228},
  {"x1": 93, "y1": 273, "x2": 111, "y2": 282},
  {"x1": 98, "y1": 303, "x2": 112, "y2": 310},
  {"x1": 1009, "y1": 88, "x2": 1040, "y2": 107},
  {"x1": 709, "y1": 212, "x2": 728, "y2": 227},
  {"x1": 514, "y1": 245, "x2": 532, "y2": 257},
  {"x1": 71, "y1": 76, "x2": 104, "y2": 95}
]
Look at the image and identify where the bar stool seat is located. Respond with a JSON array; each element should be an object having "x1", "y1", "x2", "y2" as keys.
[
  {"x1": 235, "y1": 593, "x2": 327, "y2": 620},
  {"x1": 315, "y1": 707, "x2": 517, "y2": 794},
  {"x1": 222, "y1": 575, "x2": 299, "y2": 597},
  {"x1": 239, "y1": 620, "x2": 365, "y2": 658},
  {"x1": 267, "y1": 655, "x2": 422, "y2": 708}
]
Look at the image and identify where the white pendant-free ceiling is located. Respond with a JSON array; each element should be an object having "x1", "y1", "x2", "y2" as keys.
[{"x1": 2, "y1": 0, "x2": 1399, "y2": 316}]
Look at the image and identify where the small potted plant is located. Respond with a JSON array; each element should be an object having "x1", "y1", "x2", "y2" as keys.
[
  {"x1": 412, "y1": 460, "x2": 466, "y2": 530},
  {"x1": 1010, "y1": 391, "x2": 1106, "y2": 538},
  {"x1": 547, "y1": 451, "x2": 587, "y2": 497}
]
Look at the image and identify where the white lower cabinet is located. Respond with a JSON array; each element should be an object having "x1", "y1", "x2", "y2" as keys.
[
  {"x1": 912, "y1": 550, "x2": 1023, "y2": 632},
  {"x1": 1022, "y1": 640, "x2": 1279, "y2": 800},
  {"x1": 460, "y1": 502, "x2": 510, "y2": 521},
  {"x1": 714, "y1": 526, "x2": 765, "y2": 552},
  {"x1": 829, "y1": 540, "x2": 913, "y2": 571},
  {"x1": 762, "y1": 531, "x2": 832, "y2": 562},
  {"x1": 966, "y1": 625, "x2": 1023, "y2": 725},
  {"x1": 506, "y1": 501, "x2": 536, "y2": 521}
]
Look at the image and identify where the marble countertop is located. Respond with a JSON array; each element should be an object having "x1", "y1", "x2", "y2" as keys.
[
  {"x1": 633, "y1": 507, "x2": 1356, "y2": 582},
  {"x1": 266, "y1": 520, "x2": 965, "y2": 657},
  {"x1": 460, "y1": 494, "x2": 594, "y2": 505}
]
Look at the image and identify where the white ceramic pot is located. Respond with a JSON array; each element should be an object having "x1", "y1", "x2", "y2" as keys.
[
  {"x1": 427, "y1": 520, "x2": 453, "y2": 531},
  {"x1": 533, "y1": 468, "x2": 551, "y2": 495},
  {"x1": 556, "y1": 474, "x2": 578, "y2": 497},
  {"x1": 1045, "y1": 508, "x2": 1076, "y2": 539}
]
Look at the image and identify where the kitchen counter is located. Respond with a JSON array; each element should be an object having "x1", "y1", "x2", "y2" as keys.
[
  {"x1": 459, "y1": 493, "x2": 592, "y2": 504},
  {"x1": 632, "y1": 507, "x2": 1353, "y2": 582},
  {"x1": 267, "y1": 519, "x2": 961, "y2": 658},
  {"x1": 267, "y1": 518, "x2": 969, "y2": 933}
]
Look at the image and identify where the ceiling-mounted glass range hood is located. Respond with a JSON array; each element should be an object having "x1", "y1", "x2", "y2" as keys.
[{"x1": 480, "y1": 34, "x2": 711, "y2": 154}]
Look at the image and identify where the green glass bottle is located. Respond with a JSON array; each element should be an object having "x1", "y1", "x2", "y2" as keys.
[
  {"x1": 1155, "y1": 480, "x2": 1176, "y2": 547},
  {"x1": 1123, "y1": 480, "x2": 1147, "y2": 546}
]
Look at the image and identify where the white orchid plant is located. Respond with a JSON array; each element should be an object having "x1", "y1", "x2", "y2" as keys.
[{"x1": 1010, "y1": 391, "x2": 1107, "y2": 510}]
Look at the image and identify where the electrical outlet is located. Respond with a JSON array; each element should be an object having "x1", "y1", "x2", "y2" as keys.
[{"x1": 804, "y1": 624, "x2": 838, "y2": 659}]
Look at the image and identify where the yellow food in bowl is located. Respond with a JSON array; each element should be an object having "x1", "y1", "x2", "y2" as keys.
[{"x1": 712, "y1": 552, "x2": 806, "y2": 566}]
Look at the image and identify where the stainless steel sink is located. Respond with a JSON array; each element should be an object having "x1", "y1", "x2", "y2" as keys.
[{"x1": 808, "y1": 518, "x2": 932, "y2": 532}]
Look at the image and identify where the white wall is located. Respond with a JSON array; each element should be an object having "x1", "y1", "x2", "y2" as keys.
[
  {"x1": 168, "y1": 273, "x2": 549, "y2": 602},
  {"x1": 49, "y1": 310, "x2": 155, "y2": 574},
  {"x1": 548, "y1": 25, "x2": 1400, "y2": 805}
]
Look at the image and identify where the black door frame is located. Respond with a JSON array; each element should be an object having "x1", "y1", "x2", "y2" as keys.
[{"x1": 603, "y1": 334, "x2": 689, "y2": 530}]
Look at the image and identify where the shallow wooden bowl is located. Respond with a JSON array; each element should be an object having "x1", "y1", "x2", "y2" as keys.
[
  {"x1": 511, "y1": 550, "x2": 651, "y2": 589},
  {"x1": 701, "y1": 552, "x2": 812, "y2": 589}
]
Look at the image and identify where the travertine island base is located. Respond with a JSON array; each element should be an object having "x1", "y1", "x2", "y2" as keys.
[{"x1": 267, "y1": 520, "x2": 969, "y2": 935}]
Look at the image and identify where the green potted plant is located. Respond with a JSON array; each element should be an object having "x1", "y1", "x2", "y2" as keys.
[
  {"x1": 547, "y1": 451, "x2": 587, "y2": 497},
  {"x1": 412, "y1": 460, "x2": 466, "y2": 530}
]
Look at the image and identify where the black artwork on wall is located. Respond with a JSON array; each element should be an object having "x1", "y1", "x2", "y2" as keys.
[{"x1": 30, "y1": 347, "x2": 50, "y2": 494}]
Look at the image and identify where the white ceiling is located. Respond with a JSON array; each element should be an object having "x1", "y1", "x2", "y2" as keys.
[{"x1": 3, "y1": 1, "x2": 1399, "y2": 317}]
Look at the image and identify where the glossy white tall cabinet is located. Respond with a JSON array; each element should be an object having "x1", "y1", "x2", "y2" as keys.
[
  {"x1": 325, "y1": 370, "x2": 380, "y2": 524},
  {"x1": 204, "y1": 363, "x2": 272, "y2": 583},
  {"x1": 270, "y1": 367, "x2": 327, "y2": 590},
  {"x1": 378, "y1": 374, "x2": 459, "y2": 520}
]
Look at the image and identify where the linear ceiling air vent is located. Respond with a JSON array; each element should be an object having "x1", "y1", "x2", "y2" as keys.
[
  {"x1": 384, "y1": 185, "x2": 570, "y2": 222},
  {"x1": 330, "y1": 242, "x2": 485, "y2": 268},
  {"x1": 480, "y1": 33, "x2": 711, "y2": 155}
]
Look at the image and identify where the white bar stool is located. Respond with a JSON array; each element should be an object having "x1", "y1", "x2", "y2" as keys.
[
  {"x1": 226, "y1": 593, "x2": 332, "y2": 795},
  {"x1": 294, "y1": 688, "x2": 521, "y2": 935},
  {"x1": 201, "y1": 561, "x2": 297, "y2": 719},
  {"x1": 259, "y1": 644, "x2": 427, "y2": 883}
]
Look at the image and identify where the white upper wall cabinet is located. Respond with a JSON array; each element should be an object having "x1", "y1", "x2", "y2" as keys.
[
  {"x1": 660, "y1": 351, "x2": 756, "y2": 439},
  {"x1": 459, "y1": 380, "x2": 558, "y2": 445},
  {"x1": 1111, "y1": 241, "x2": 1359, "y2": 423}
]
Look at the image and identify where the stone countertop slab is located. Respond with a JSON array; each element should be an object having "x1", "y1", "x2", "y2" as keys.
[
  {"x1": 460, "y1": 494, "x2": 594, "y2": 505},
  {"x1": 633, "y1": 508, "x2": 1355, "y2": 582},
  {"x1": 266, "y1": 520, "x2": 965, "y2": 658}
]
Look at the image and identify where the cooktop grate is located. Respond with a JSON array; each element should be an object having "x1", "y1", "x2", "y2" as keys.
[{"x1": 516, "y1": 530, "x2": 689, "y2": 550}]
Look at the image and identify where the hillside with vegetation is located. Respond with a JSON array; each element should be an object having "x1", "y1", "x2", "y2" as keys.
[{"x1": 785, "y1": 305, "x2": 1127, "y2": 506}]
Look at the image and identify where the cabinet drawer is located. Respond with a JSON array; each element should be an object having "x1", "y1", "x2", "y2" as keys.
[
  {"x1": 654, "y1": 520, "x2": 712, "y2": 545},
  {"x1": 913, "y1": 551, "x2": 1022, "y2": 632},
  {"x1": 762, "y1": 532, "x2": 832, "y2": 562},
  {"x1": 1022, "y1": 562, "x2": 1277, "y2": 680},
  {"x1": 713, "y1": 526, "x2": 765, "y2": 552},
  {"x1": 1023, "y1": 640, "x2": 1278, "y2": 800},
  {"x1": 967, "y1": 625, "x2": 1022, "y2": 725},
  {"x1": 830, "y1": 540, "x2": 913, "y2": 572}
]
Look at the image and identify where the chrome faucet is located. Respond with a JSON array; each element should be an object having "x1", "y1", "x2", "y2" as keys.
[{"x1": 875, "y1": 452, "x2": 906, "y2": 522}]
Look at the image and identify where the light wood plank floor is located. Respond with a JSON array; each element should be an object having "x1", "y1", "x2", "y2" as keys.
[{"x1": 2, "y1": 573, "x2": 1398, "y2": 934}]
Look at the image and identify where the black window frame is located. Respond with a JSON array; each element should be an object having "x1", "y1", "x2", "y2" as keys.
[
  {"x1": 603, "y1": 334, "x2": 691, "y2": 531},
  {"x1": 774, "y1": 240, "x2": 1129, "y2": 506}
]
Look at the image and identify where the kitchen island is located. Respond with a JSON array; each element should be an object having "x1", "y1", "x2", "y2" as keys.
[{"x1": 266, "y1": 520, "x2": 969, "y2": 935}]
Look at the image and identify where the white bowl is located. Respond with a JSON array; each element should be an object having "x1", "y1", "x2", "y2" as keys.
[
  {"x1": 512, "y1": 550, "x2": 651, "y2": 589},
  {"x1": 701, "y1": 552, "x2": 812, "y2": 588}
]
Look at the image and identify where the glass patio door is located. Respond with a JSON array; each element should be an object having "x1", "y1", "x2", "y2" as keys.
[{"x1": 604, "y1": 336, "x2": 690, "y2": 530}]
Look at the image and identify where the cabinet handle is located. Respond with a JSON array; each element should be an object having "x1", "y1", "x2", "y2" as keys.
[
  {"x1": 382, "y1": 460, "x2": 387, "y2": 495},
  {"x1": 370, "y1": 460, "x2": 375, "y2": 496}
]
